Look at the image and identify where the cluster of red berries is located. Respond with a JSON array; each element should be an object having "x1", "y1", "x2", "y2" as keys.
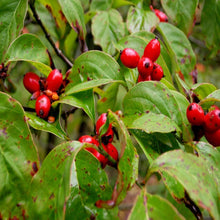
[
  {"x1": 186, "y1": 103, "x2": 220, "y2": 147},
  {"x1": 79, "y1": 113, "x2": 118, "y2": 168},
  {"x1": 120, "y1": 38, "x2": 164, "y2": 82},
  {"x1": 150, "y1": 5, "x2": 168, "y2": 22},
  {"x1": 23, "y1": 69, "x2": 63, "y2": 122}
]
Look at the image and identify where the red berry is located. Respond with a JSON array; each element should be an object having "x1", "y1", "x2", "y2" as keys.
[
  {"x1": 85, "y1": 147, "x2": 108, "y2": 168},
  {"x1": 205, "y1": 129, "x2": 220, "y2": 147},
  {"x1": 151, "y1": 63, "x2": 164, "y2": 81},
  {"x1": 102, "y1": 143, "x2": 118, "y2": 162},
  {"x1": 96, "y1": 113, "x2": 114, "y2": 143},
  {"x1": 35, "y1": 95, "x2": 51, "y2": 118},
  {"x1": 203, "y1": 109, "x2": 220, "y2": 132},
  {"x1": 23, "y1": 72, "x2": 40, "y2": 94},
  {"x1": 137, "y1": 57, "x2": 153, "y2": 78},
  {"x1": 120, "y1": 48, "x2": 140, "y2": 68},
  {"x1": 137, "y1": 74, "x2": 151, "y2": 83},
  {"x1": 143, "y1": 38, "x2": 161, "y2": 62},
  {"x1": 79, "y1": 135, "x2": 99, "y2": 147},
  {"x1": 46, "y1": 69, "x2": 63, "y2": 92},
  {"x1": 154, "y1": 9, "x2": 168, "y2": 22},
  {"x1": 186, "y1": 103, "x2": 204, "y2": 126}
]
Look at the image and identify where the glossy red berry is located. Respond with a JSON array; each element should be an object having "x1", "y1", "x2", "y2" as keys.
[
  {"x1": 79, "y1": 135, "x2": 99, "y2": 147},
  {"x1": 46, "y1": 69, "x2": 63, "y2": 92},
  {"x1": 154, "y1": 9, "x2": 168, "y2": 22},
  {"x1": 186, "y1": 103, "x2": 204, "y2": 126},
  {"x1": 137, "y1": 57, "x2": 153, "y2": 78},
  {"x1": 103, "y1": 143, "x2": 118, "y2": 162},
  {"x1": 85, "y1": 147, "x2": 108, "y2": 168},
  {"x1": 120, "y1": 48, "x2": 140, "y2": 68},
  {"x1": 151, "y1": 63, "x2": 164, "y2": 81},
  {"x1": 143, "y1": 38, "x2": 161, "y2": 62},
  {"x1": 137, "y1": 74, "x2": 151, "y2": 83},
  {"x1": 35, "y1": 95, "x2": 51, "y2": 118},
  {"x1": 203, "y1": 109, "x2": 220, "y2": 132},
  {"x1": 205, "y1": 129, "x2": 220, "y2": 147},
  {"x1": 23, "y1": 72, "x2": 40, "y2": 94},
  {"x1": 96, "y1": 113, "x2": 114, "y2": 143}
]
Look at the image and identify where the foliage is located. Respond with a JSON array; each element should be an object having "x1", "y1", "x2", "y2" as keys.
[{"x1": 0, "y1": 0, "x2": 220, "y2": 219}]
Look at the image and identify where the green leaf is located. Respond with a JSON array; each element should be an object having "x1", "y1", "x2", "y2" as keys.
[
  {"x1": 36, "y1": 0, "x2": 67, "y2": 38},
  {"x1": 200, "y1": 0, "x2": 220, "y2": 51},
  {"x1": 112, "y1": 0, "x2": 134, "y2": 8},
  {"x1": 123, "y1": 112, "x2": 180, "y2": 134},
  {"x1": 66, "y1": 50, "x2": 123, "y2": 91},
  {"x1": 57, "y1": 90, "x2": 95, "y2": 123},
  {"x1": 27, "y1": 141, "x2": 81, "y2": 219},
  {"x1": 191, "y1": 83, "x2": 217, "y2": 101},
  {"x1": 123, "y1": 81, "x2": 192, "y2": 141},
  {"x1": 147, "y1": 193, "x2": 184, "y2": 220},
  {"x1": 91, "y1": 9, "x2": 125, "y2": 55},
  {"x1": 0, "y1": 92, "x2": 39, "y2": 218},
  {"x1": 149, "y1": 150, "x2": 220, "y2": 220},
  {"x1": 58, "y1": 0, "x2": 86, "y2": 39},
  {"x1": 161, "y1": 0, "x2": 198, "y2": 35},
  {"x1": 0, "y1": 0, "x2": 27, "y2": 63},
  {"x1": 5, "y1": 34, "x2": 52, "y2": 76},
  {"x1": 157, "y1": 23, "x2": 196, "y2": 86},
  {"x1": 25, "y1": 112, "x2": 68, "y2": 140},
  {"x1": 200, "y1": 89, "x2": 220, "y2": 109},
  {"x1": 90, "y1": 0, "x2": 112, "y2": 10},
  {"x1": 128, "y1": 189, "x2": 149, "y2": 220},
  {"x1": 126, "y1": 7, "x2": 159, "y2": 33}
]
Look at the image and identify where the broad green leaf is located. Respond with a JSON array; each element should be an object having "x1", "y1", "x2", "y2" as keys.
[
  {"x1": 191, "y1": 83, "x2": 216, "y2": 101},
  {"x1": 201, "y1": 0, "x2": 220, "y2": 52},
  {"x1": 58, "y1": 0, "x2": 86, "y2": 39},
  {"x1": 123, "y1": 81, "x2": 192, "y2": 141},
  {"x1": 67, "y1": 149, "x2": 119, "y2": 219},
  {"x1": 128, "y1": 189, "x2": 149, "y2": 220},
  {"x1": 161, "y1": 0, "x2": 198, "y2": 35},
  {"x1": 112, "y1": 0, "x2": 134, "y2": 8},
  {"x1": 36, "y1": 0, "x2": 67, "y2": 37},
  {"x1": 157, "y1": 23, "x2": 196, "y2": 86},
  {"x1": 65, "y1": 79, "x2": 122, "y2": 95},
  {"x1": 91, "y1": 9, "x2": 125, "y2": 55},
  {"x1": 148, "y1": 150, "x2": 220, "y2": 220},
  {"x1": 25, "y1": 112, "x2": 68, "y2": 140},
  {"x1": 66, "y1": 50, "x2": 123, "y2": 91},
  {"x1": 27, "y1": 141, "x2": 81, "y2": 219},
  {"x1": 97, "y1": 82, "x2": 120, "y2": 114},
  {"x1": 5, "y1": 34, "x2": 52, "y2": 76},
  {"x1": 127, "y1": 7, "x2": 159, "y2": 33},
  {"x1": 0, "y1": 0, "x2": 27, "y2": 63},
  {"x1": 123, "y1": 112, "x2": 180, "y2": 134},
  {"x1": 147, "y1": 193, "x2": 184, "y2": 220},
  {"x1": 200, "y1": 89, "x2": 220, "y2": 109},
  {"x1": 90, "y1": 0, "x2": 112, "y2": 10},
  {"x1": 57, "y1": 90, "x2": 95, "y2": 122},
  {"x1": 0, "y1": 92, "x2": 39, "y2": 218}
]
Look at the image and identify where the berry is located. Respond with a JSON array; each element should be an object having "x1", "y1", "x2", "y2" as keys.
[
  {"x1": 46, "y1": 69, "x2": 63, "y2": 92},
  {"x1": 137, "y1": 57, "x2": 153, "y2": 78},
  {"x1": 120, "y1": 48, "x2": 140, "y2": 68},
  {"x1": 31, "y1": 90, "x2": 40, "y2": 100},
  {"x1": 205, "y1": 129, "x2": 220, "y2": 147},
  {"x1": 79, "y1": 135, "x2": 99, "y2": 147},
  {"x1": 102, "y1": 143, "x2": 118, "y2": 163},
  {"x1": 186, "y1": 103, "x2": 204, "y2": 126},
  {"x1": 143, "y1": 38, "x2": 161, "y2": 62},
  {"x1": 154, "y1": 9, "x2": 168, "y2": 22},
  {"x1": 85, "y1": 147, "x2": 108, "y2": 168},
  {"x1": 96, "y1": 113, "x2": 114, "y2": 143},
  {"x1": 151, "y1": 63, "x2": 164, "y2": 81},
  {"x1": 35, "y1": 95, "x2": 51, "y2": 118},
  {"x1": 23, "y1": 72, "x2": 40, "y2": 94},
  {"x1": 203, "y1": 109, "x2": 220, "y2": 132},
  {"x1": 137, "y1": 74, "x2": 151, "y2": 83}
]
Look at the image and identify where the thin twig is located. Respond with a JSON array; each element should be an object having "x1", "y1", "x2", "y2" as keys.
[{"x1": 29, "y1": 0, "x2": 73, "y2": 68}]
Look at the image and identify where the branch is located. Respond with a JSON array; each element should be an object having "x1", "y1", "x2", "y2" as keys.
[{"x1": 29, "y1": 0, "x2": 73, "y2": 68}]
